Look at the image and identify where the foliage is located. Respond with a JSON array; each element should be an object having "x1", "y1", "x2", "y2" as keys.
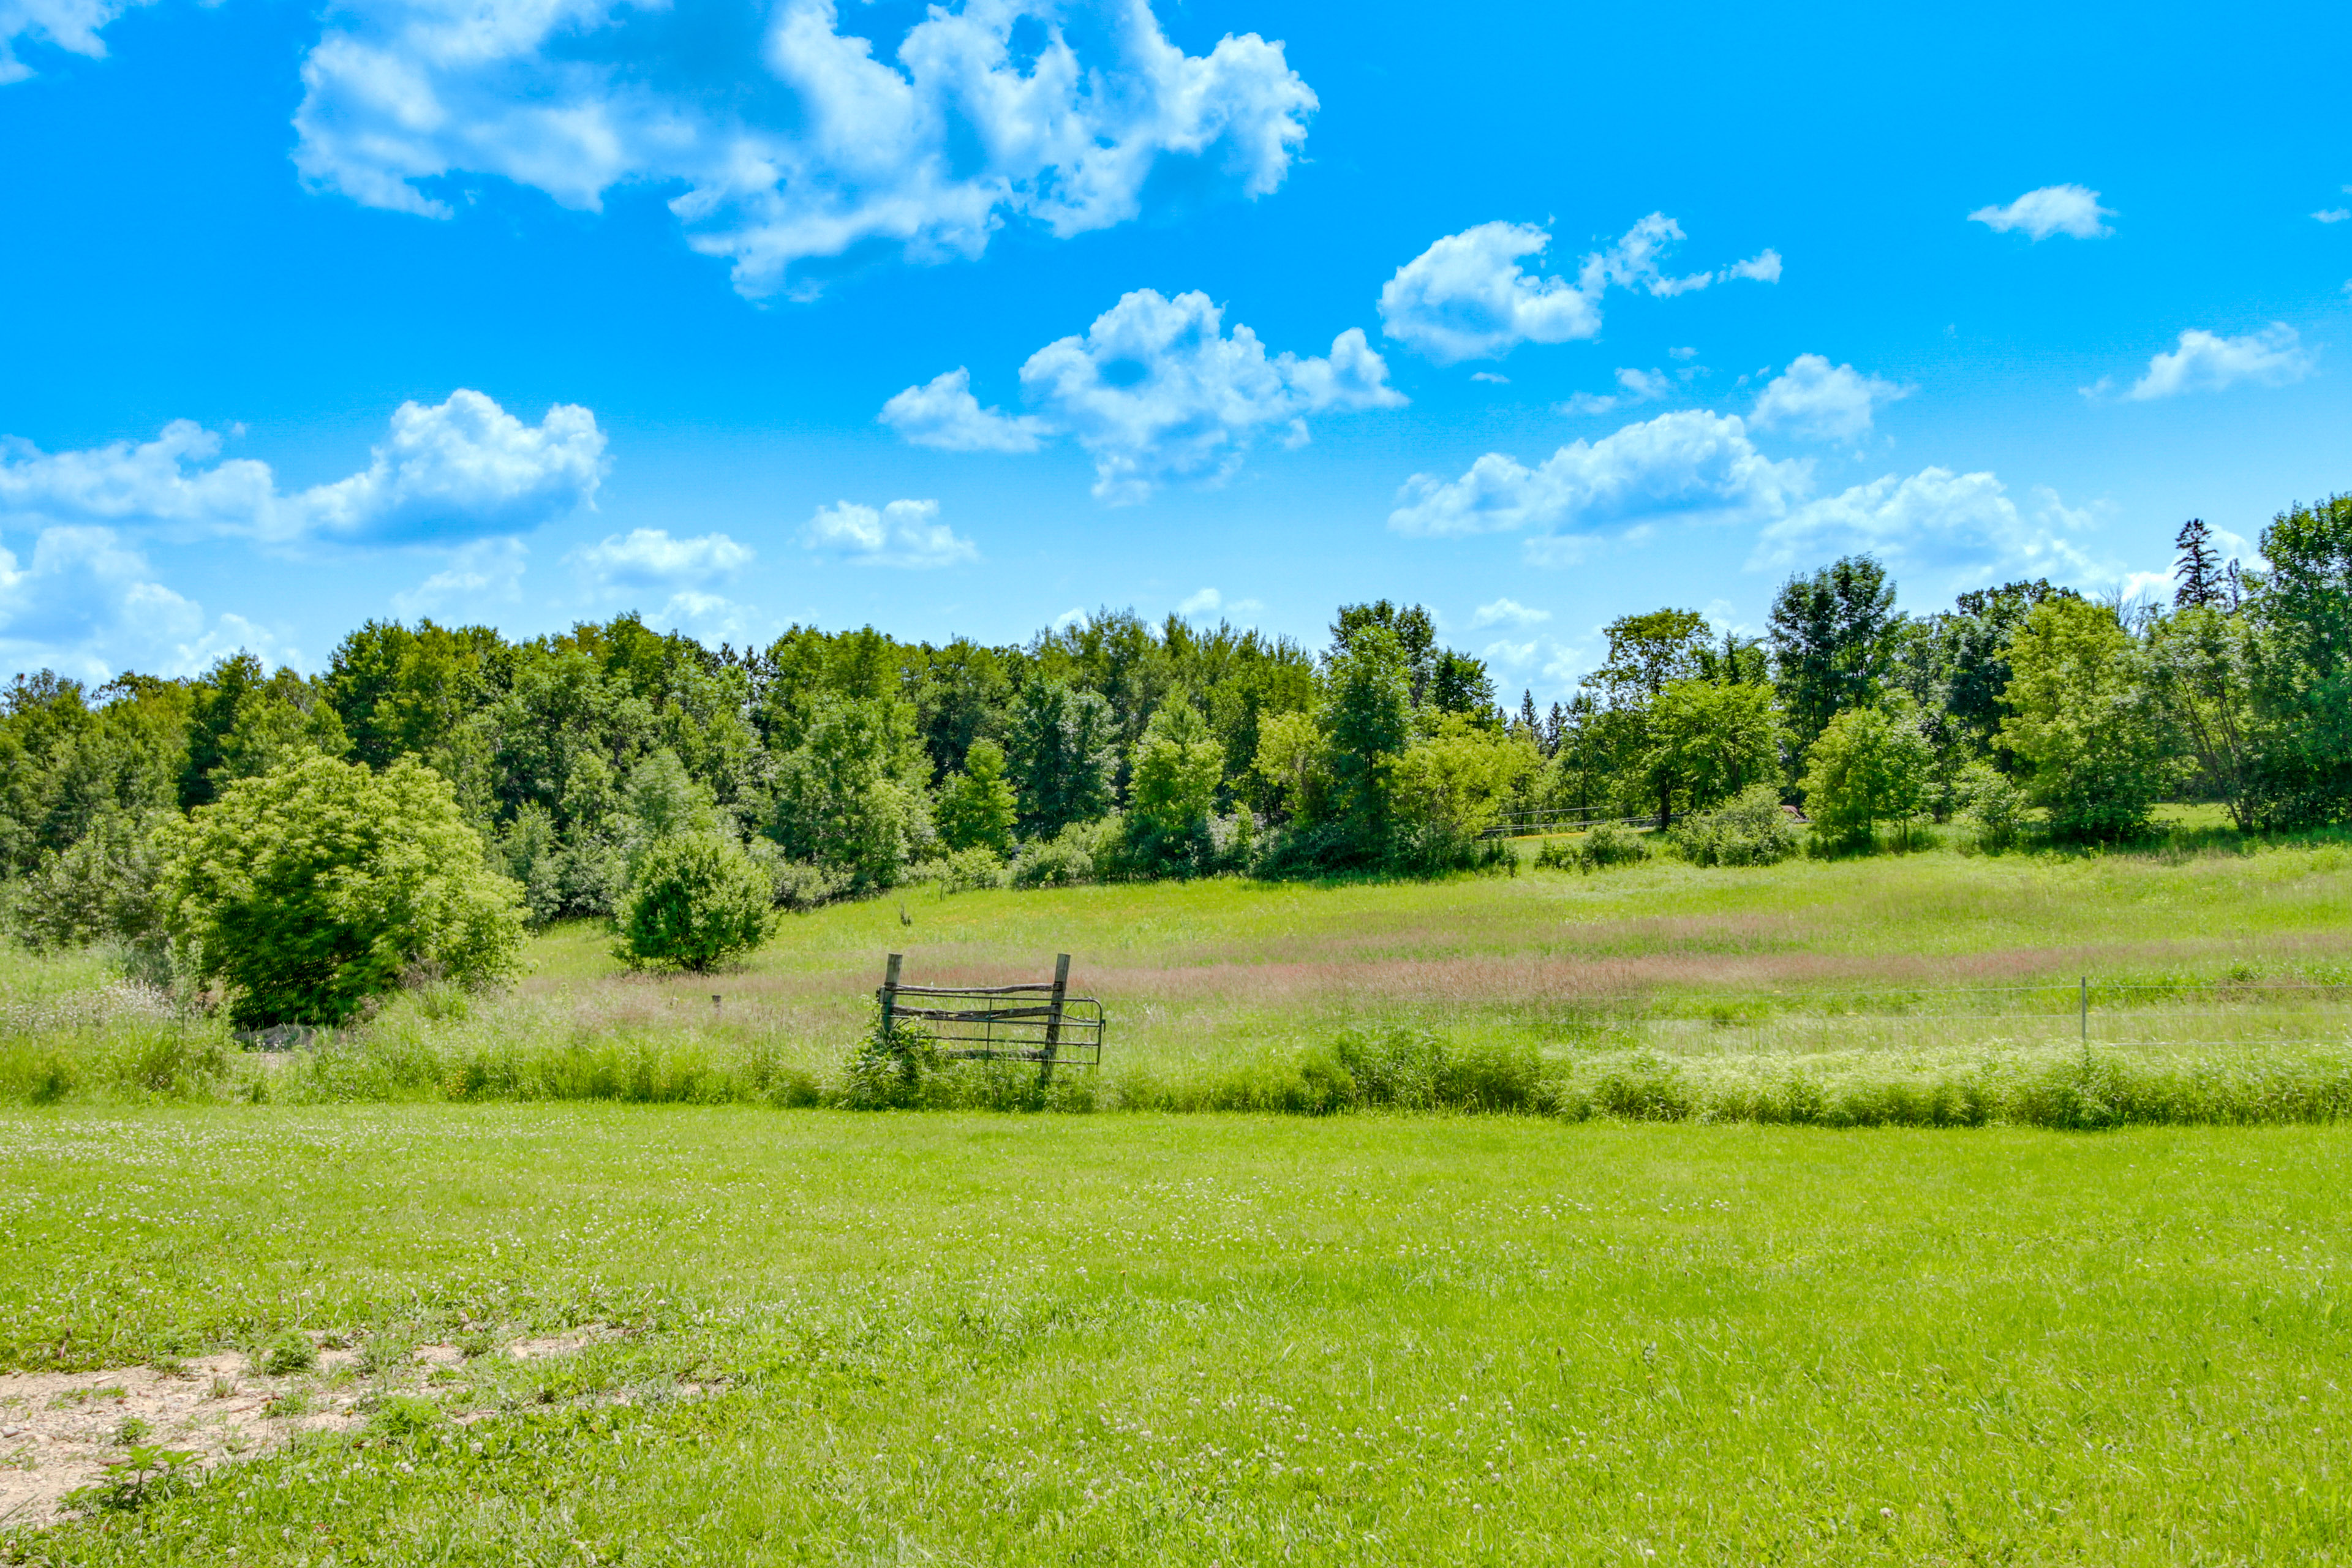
[
  {"x1": 157, "y1": 756, "x2": 524, "y2": 1028},
  {"x1": 1006, "y1": 679, "x2": 1118, "y2": 840},
  {"x1": 614, "y1": 833, "x2": 775, "y2": 971},
  {"x1": 1643, "y1": 677, "x2": 1782, "y2": 828},
  {"x1": 933, "y1": 737, "x2": 1018, "y2": 858},
  {"x1": 1121, "y1": 701, "x2": 1223, "y2": 875},
  {"x1": 1673, "y1": 783, "x2": 1804, "y2": 866},
  {"x1": 1534, "y1": 820, "x2": 1652, "y2": 872},
  {"x1": 2245, "y1": 494, "x2": 2352, "y2": 826},
  {"x1": 1389, "y1": 714, "x2": 1538, "y2": 868},
  {"x1": 1958, "y1": 761, "x2": 2027, "y2": 850},
  {"x1": 1800, "y1": 703, "x2": 1934, "y2": 845},
  {"x1": 1313, "y1": 625, "x2": 1412, "y2": 861},
  {"x1": 1012, "y1": 817, "x2": 1115, "y2": 888},
  {"x1": 769, "y1": 695, "x2": 930, "y2": 891},
  {"x1": 1999, "y1": 597, "x2": 2182, "y2": 841},
  {"x1": 1769, "y1": 554, "x2": 1902, "y2": 756}
]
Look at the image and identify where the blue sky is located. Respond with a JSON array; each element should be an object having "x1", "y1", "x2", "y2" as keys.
[{"x1": 2, "y1": 0, "x2": 2346, "y2": 698}]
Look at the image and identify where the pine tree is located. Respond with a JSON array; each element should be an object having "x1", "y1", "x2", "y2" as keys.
[{"x1": 2174, "y1": 518, "x2": 2223, "y2": 609}]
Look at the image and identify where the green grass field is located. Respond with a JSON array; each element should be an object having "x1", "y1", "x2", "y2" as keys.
[
  {"x1": 6, "y1": 836, "x2": 2352, "y2": 1559},
  {"x1": 2, "y1": 1107, "x2": 2347, "y2": 1564}
]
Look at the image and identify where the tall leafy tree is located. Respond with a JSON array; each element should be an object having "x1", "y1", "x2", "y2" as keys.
[
  {"x1": 1006, "y1": 678, "x2": 1118, "y2": 839},
  {"x1": 1999, "y1": 597, "x2": 2182, "y2": 840},
  {"x1": 2246, "y1": 494, "x2": 2352, "y2": 825},
  {"x1": 1768, "y1": 555, "x2": 1902, "y2": 758},
  {"x1": 1316, "y1": 624, "x2": 1412, "y2": 856}
]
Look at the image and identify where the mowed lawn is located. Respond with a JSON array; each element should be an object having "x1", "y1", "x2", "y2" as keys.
[{"x1": 3, "y1": 1106, "x2": 2346, "y2": 1564}]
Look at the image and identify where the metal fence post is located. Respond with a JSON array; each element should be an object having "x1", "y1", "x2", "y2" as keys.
[
  {"x1": 1039, "y1": 952, "x2": 1071, "y2": 1087},
  {"x1": 881, "y1": 953, "x2": 903, "y2": 1044}
]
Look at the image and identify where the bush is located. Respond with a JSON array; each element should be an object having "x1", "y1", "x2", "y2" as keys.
[
  {"x1": 157, "y1": 756, "x2": 525, "y2": 1028},
  {"x1": 1673, "y1": 784, "x2": 1804, "y2": 867},
  {"x1": 1013, "y1": 818, "x2": 1114, "y2": 888},
  {"x1": 1959, "y1": 761, "x2": 2027, "y2": 850},
  {"x1": 1534, "y1": 821, "x2": 1653, "y2": 873},
  {"x1": 907, "y1": 846, "x2": 1008, "y2": 894},
  {"x1": 614, "y1": 834, "x2": 775, "y2": 971}
]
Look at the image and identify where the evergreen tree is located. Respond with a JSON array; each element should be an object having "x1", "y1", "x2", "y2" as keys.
[{"x1": 2174, "y1": 518, "x2": 2223, "y2": 609}]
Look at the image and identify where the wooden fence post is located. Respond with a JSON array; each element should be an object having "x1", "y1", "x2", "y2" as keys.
[
  {"x1": 881, "y1": 953, "x2": 903, "y2": 1044},
  {"x1": 1039, "y1": 952, "x2": 1071, "y2": 1086}
]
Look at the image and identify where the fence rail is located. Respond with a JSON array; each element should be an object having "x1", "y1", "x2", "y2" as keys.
[{"x1": 876, "y1": 952, "x2": 1106, "y2": 1082}]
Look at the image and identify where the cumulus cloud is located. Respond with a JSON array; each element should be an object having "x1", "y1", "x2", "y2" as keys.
[
  {"x1": 1751, "y1": 469, "x2": 2105, "y2": 582},
  {"x1": 1006, "y1": 288, "x2": 1403, "y2": 503},
  {"x1": 1967, "y1": 184, "x2": 2113, "y2": 240},
  {"x1": 1388, "y1": 409, "x2": 1808, "y2": 543},
  {"x1": 802, "y1": 498, "x2": 976, "y2": 567},
  {"x1": 0, "y1": 525, "x2": 300, "y2": 681},
  {"x1": 1177, "y1": 587, "x2": 1222, "y2": 616},
  {"x1": 1395, "y1": 400, "x2": 2117, "y2": 591},
  {"x1": 2120, "y1": 324, "x2": 2317, "y2": 401},
  {"x1": 2316, "y1": 208, "x2": 2350, "y2": 224},
  {"x1": 0, "y1": 0, "x2": 152, "y2": 83},
  {"x1": 571, "y1": 528, "x2": 753, "y2": 590},
  {"x1": 1469, "y1": 597, "x2": 1549, "y2": 628},
  {"x1": 292, "y1": 0, "x2": 1317, "y2": 300},
  {"x1": 1557, "y1": 366, "x2": 1672, "y2": 418},
  {"x1": 1749, "y1": 354, "x2": 1910, "y2": 442},
  {"x1": 879, "y1": 368, "x2": 1053, "y2": 453},
  {"x1": 1378, "y1": 214, "x2": 1779, "y2": 363},
  {"x1": 295, "y1": 391, "x2": 606, "y2": 543},
  {"x1": 0, "y1": 390, "x2": 605, "y2": 545}
]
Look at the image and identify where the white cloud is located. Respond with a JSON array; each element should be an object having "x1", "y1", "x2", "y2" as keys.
[
  {"x1": 2122, "y1": 324, "x2": 2317, "y2": 401},
  {"x1": 2316, "y1": 209, "x2": 2351, "y2": 224},
  {"x1": 1013, "y1": 288, "x2": 1404, "y2": 503},
  {"x1": 879, "y1": 368, "x2": 1052, "y2": 453},
  {"x1": 802, "y1": 498, "x2": 976, "y2": 567},
  {"x1": 292, "y1": 0, "x2": 1316, "y2": 300},
  {"x1": 0, "y1": 0, "x2": 151, "y2": 83},
  {"x1": 1751, "y1": 468, "x2": 2106, "y2": 584},
  {"x1": 1668, "y1": 345, "x2": 1698, "y2": 361},
  {"x1": 1177, "y1": 587, "x2": 1221, "y2": 616},
  {"x1": 0, "y1": 390, "x2": 604, "y2": 545},
  {"x1": 1482, "y1": 637, "x2": 1537, "y2": 666},
  {"x1": 1052, "y1": 605, "x2": 1087, "y2": 630},
  {"x1": 1967, "y1": 184, "x2": 2113, "y2": 240},
  {"x1": 391, "y1": 536, "x2": 529, "y2": 617},
  {"x1": 0, "y1": 525, "x2": 302, "y2": 682},
  {"x1": 571, "y1": 528, "x2": 753, "y2": 590},
  {"x1": 649, "y1": 590, "x2": 767, "y2": 647},
  {"x1": 1377, "y1": 214, "x2": 1777, "y2": 363},
  {"x1": 294, "y1": 391, "x2": 606, "y2": 543},
  {"x1": 1389, "y1": 409, "x2": 1807, "y2": 546},
  {"x1": 1557, "y1": 366, "x2": 1672, "y2": 417},
  {"x1": 1749, "y1": 354, "x2": 1910, "y2": 442},
  {"x1": 1469, "y1": 597, "x2": 1549, "y2": 628},
  {"x1": 1470, "y1": 371, "x2": 1510, "y2": 385}
]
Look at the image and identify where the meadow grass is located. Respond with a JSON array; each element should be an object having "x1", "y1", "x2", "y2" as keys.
[
  {"x1": 1, "y1": 1106, "x2": 2346, "y2": 1564},
  {"x1": 8, "y1": 832, "x2": 2352, "y2": 1121}
]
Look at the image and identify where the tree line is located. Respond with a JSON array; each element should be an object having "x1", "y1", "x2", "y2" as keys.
[{"x1": 6, "y1": 493, "x2": 2351, "y2": 959}]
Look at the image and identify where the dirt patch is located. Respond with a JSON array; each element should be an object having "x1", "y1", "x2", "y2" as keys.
[{"x1": 0, "y1": 1352, "x2": 358, "y2": 1531}]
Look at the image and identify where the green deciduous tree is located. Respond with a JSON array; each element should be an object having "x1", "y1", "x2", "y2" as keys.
[
  {"x1": 1643, "y1": 678, "x2": 1782, "y2": 829},
  {"x1": 2245, "y1": 494, "x2": 2352, "y2": 825},
  {"x1": 934, "y1": 738, "x2": 1019, "y2": 858},
  {"x1": 1006, "y1": 679, "x2": 1118, "y2": 840},
  {"x1": 1800, "y1": 704, "x2": 1934, "y2": 846},
  {"x1": 614, "y1": 833, "x2": 774, "y2": 971},
  {"x1": 1769, "y1": 555, "x2": 1902, "y2": 757},
  {"x1": 1998, "y1": 597, "x2": 2182, "y2": 841},
  {"x1": 157, "y1": 755, "x2": 524, "y2": 1027},
  {"x1": 1123, "y1": 701, "x2": 1224, "y2": 874}
]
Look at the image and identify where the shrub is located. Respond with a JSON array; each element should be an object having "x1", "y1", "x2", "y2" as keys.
[
  {"x1": 157, "y1": 756, "x2": 525, "y2": 1028},
  {"x1": 614, "y1": 834, "x2": 775, "y2": 971},
  {"x1": 1673, "y1": 783, "x2": 1804, "y2": 867},
  {"x1": 840, "y1": 1014, "x2": 945, "y2": 1110},
  {"x1": 1959, "y1": 761, "x2": 2027, "y2": 850},
  {"x1": 1532, "y1": 823, "x2": 1651, "y2": 872},
  {"x1": 908, "y1": 846, "x2": 1008, "y2": 894},
  {"x1": 1013, "y1": 818, "x2": 1113, "y2": 888}
]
